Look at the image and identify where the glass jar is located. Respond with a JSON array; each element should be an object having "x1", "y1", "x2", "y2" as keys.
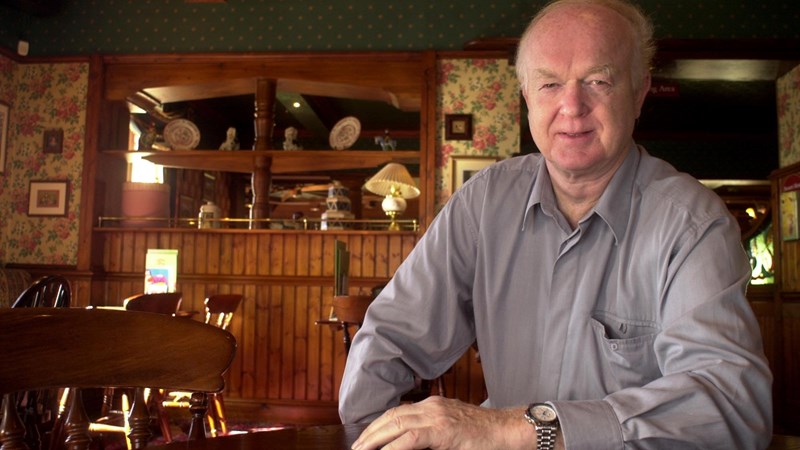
[{"x1": 198, "y1": 201, "x2": 221, "y2": 229}]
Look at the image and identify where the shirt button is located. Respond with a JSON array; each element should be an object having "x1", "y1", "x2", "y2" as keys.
[{"x1": 610, "y1": 343, "x2": 618, "y2": 351}]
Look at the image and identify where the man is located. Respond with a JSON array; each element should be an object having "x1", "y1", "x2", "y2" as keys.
[{"x1": 340, "y1": 0, "x2": 773, "y2": 448}]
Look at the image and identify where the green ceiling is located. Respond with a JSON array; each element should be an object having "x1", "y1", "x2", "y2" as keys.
[{"x1": 0, "y1": 0, "x2": 798, "y2": 56}]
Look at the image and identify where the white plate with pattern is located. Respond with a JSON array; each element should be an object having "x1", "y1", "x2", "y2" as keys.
[
  {"x1": 329, "y1": 116, "x2": 361, "y2": 150},
  {"x1": 163, "y1": 119, "x2": 201, "y2": 150}
]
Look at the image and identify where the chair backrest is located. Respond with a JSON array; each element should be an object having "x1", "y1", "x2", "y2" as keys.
[
  {"x1": 204, "y1": 294, "x2": 243, "y2": 330},
  {"x1": 11, "y1": 275, "x2": 71, "y2": 308},
  {"x1": 123, "y1": 292, "x2": 182, "y2": 315},
  {"x1": 332, "y1": 294, "x2": 373, "y2": 324},
  {"x1": 10, "y1": 274, "x2": 72, "y2": 450},
  {"x1": 0, "y1": 308, "x2": 236, "y2": 450}
]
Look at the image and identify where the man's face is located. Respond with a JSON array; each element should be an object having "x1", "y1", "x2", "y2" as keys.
[{"x1": 520, "y1": 5, "x2": 650, "y2": 181}]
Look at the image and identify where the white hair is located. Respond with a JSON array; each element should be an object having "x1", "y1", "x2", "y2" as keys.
[{"x1": 515, "y1": 0, "x2": 655, "y2": 94}]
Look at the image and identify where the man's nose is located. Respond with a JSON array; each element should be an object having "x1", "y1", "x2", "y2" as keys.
[{"x1": 559, "y1": 82, "x2": 588, "y2": 117}]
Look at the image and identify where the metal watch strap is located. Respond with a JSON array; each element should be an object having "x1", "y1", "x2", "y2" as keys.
[
  {"x1": 524, "y1": 403, "x2": 558, "y2": 450},
  {"x1": 536, "y1": 425, "x2": 557, "y2": 450}
]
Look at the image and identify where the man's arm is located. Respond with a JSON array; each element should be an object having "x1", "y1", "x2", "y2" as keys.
[{"x1": 339, "y1": 194, "x2": 481, "y2": 423}]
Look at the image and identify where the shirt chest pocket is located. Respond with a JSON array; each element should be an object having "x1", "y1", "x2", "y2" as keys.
[{"x1": 590, "y1": 311, "x2": 662, "y2": 390}]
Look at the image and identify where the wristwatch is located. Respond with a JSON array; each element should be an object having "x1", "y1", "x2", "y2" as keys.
[{"x1": 524, "y1": 403, "x2": 559, "y2": 450}]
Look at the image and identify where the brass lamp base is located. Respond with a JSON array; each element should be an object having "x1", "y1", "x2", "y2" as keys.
[
  {"x1": 386, "y1": 211, "x2": 401, "y2": 231},
  {"x1": 381, "y1": 192, "x2": 407, "y2": 231}
]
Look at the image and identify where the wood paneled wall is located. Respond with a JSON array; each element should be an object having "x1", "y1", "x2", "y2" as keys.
[
  {"x1": 782, "y1": 301, "x2": 800, "y2": 430},
  {"x1": 770, "y1": 162, "x2": 800, "y2": 434},
  {"x1": 87, "y1": 223, "x2": 786, "y2": 427},
  {"x1": 29, "y1": 215, "x2": 795, "y2": 429},
  {"x1": 92, "y1": 228, "x2": 486, "y2": 423}
]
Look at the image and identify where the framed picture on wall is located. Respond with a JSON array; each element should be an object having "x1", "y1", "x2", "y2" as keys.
[
  {"x1": 28, "y1": 180, "x2": 69, "y2": 217},
  {"x1": 451, "y1": 155, "x2": 499, "y2": 193},
  {"x1": 0, "y1": 101, "x2": 9, "y2": 174},
  {"x1": 781, "y1": 190, "x2": 799, "y2": 242},
  {"x1": 445, "y1": 114, "x2": 473, "y2": 141},
  {"x1": 43, "y1": 128, "x2": 64, "y2": 154}
]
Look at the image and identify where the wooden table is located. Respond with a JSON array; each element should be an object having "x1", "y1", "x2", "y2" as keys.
[
  {"x1": 146, "y1": 425, "x2": 799, "y2": 450},
  {"x1": 148, "y1": 424, "x2": 368, "y2": 450}
]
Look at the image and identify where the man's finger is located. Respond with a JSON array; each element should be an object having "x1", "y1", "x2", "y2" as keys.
[{"x1": 352, "y1": 405, "x2": 431, "y2": 450}]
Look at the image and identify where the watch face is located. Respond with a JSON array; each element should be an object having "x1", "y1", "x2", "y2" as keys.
[{"x1": 532, "y1": 404, "x2": 557, "y2": 422}]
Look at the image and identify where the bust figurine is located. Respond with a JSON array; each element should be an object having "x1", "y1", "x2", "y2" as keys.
[
  {"x1": 283, "y1": 127, "x2": 302, "y2": 151},
  {"x1": 219, "y1": 127, "x2": 240, "y2": 151}
]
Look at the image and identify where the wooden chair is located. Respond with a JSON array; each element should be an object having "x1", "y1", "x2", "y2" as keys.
[
  {"x1": 122, "y1": 292, "x2": 183, "y2": 315},
  {"x1": 204, "y1": 294, "x2": 242, "y2": 331},
  {"x1": 11, "y1": 275, "x2": 71, "y2": 308},
  {"x1": 332, "y1": 295, "x2": 374, "y2": 354},
  {"x1": 332, "y1": 294, "x2": 447, "y2": 399},
  {"x1": 91, "y1": 292, "x2": 184, "y2": 444},
  {"x1": 8, "y1": 275, "x2": 72, "y2": 450},
  {"x1": 0, "y1": 308, "x2": 236, "y2": 450},
  {"x1": 162, "y1": 294, "x2": 243, "y2": 439}
]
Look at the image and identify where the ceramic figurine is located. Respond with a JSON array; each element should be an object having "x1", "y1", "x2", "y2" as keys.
[
  {"x1": 219, "y1": 127, "x2": 240, "y2": 150},
  {"x1": 375, "y1": 130, "x2": 396, "y2": 151},
  {"x1": 283, "y1": 126, "x2": 302, "y2": 150},
  {"x1": 138, "y1": 122, "x2": 157, "y2": 150}
]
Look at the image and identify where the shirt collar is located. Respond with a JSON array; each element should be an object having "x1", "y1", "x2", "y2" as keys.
[
  {"x1": 522, "y1": 156, "x2": 555, "y2": 231},
  {"x1": 592, "y1": 143, "x2": 639, "y2": 245},
  {"x1": 521, "y1": 143, "x2": 640, "y2": 244}
]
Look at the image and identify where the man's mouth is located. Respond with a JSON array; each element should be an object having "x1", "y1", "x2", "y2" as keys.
[{"x1": 560, "y1": 131, "x2": 590, "y2": 138}]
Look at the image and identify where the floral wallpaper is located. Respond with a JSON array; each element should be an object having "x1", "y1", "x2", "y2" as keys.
[
  {"x1": 435, "y1": 58, "x2": 520, "y2": 212},
  {"x1": 778, "y1": 63, "x2": 800, "y2": 168},
  {"x1": 0, "y1": 54, "x2": 88, "y2": 265}
]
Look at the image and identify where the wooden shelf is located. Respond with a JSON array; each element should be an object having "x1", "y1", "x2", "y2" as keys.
[{"x1": 105, "y1": 150, "x2": 419, "y2": 174}]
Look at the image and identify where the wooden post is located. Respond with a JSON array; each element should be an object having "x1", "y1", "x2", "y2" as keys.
[
  {"x1": 253, "y1": 78, "x2": 276, "y2": 151},
  {"x1": 0, "y1": 393, "x2": 28, "y2": 450},
  {"x1": 64, "y1": 390, "x2": 92, "y2": 450},
  {"x1": 249, "y1": 78, "x2": 276, "y2": 227},
  {"x1": 250, "y1": 155, "x2": 272, "y2": 228}
]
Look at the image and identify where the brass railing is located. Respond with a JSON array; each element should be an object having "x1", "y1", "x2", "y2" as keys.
[{"x1": 96, "y1": 216, "x2": 419, "y2": 231}]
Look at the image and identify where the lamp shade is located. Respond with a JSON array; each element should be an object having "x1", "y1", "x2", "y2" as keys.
[{"x1": 363, "y1": 163, "x2": 420, "y2": 199}]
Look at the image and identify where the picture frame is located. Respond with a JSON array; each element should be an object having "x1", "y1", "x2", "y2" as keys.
[
  {"x1": 0, "y1": 101, "x2": 8, "y2": 174},
  {"x1": 445, "y1": 114, "x2": 473, "y2": 141},
  {"x1": 178, "y1": 195, "x2": 197, "y2": 225},
  {"x1": 202, "y1": 172, "x2": 216, "y2": 202},
  {"x1": 43, "y1": 128, "x2": 64, "y2": 154},
  {"x1": 451, "y1": 155, "x2": 499, "y2": 192},
  {"x1": 780, "y1": 189, "x2": 799, "y2": 242},
  {"x1": 28, "y1": 180, "x2": 69, "y2": 217}
]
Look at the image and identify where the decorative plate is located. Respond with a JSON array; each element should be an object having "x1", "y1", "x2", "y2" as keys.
[
  {"x1": 163, "y1": 119, "x2": 201, "y2": 150},
  {"x1": 329, "y1": 116, "x2": 361, "y2": 150}
]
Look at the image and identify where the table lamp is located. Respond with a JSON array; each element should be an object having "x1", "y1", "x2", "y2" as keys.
[{"x1": 364, "y1": 163, "x2": 420, "y2": 230}]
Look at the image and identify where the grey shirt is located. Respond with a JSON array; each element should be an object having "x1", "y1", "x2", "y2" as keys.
[{"x1": 339, "y1": 144, "x2": 773, "y2": 449}]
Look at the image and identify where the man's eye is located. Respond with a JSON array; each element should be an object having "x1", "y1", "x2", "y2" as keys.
[
  {"x1": 539, "y1": 83, "x2": 558, "y2": 90},
  {"x1": 588, "y1": 79, "x2": 610, "y2": 86}
]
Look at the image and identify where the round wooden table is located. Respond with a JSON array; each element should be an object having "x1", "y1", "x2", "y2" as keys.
[{"x1": 148, "y1": 424, "x2": 369, "y2": 450}]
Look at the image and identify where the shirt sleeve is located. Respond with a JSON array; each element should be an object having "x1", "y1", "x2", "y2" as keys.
[
  {"x1": 338, "y1": 194, "x2": 480, "y2": 423},
  {"x1": 553, "y1": 211, "x2": 773, "y2": 449}
]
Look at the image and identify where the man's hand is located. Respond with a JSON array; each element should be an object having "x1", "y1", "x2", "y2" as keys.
[{"x1": 350, "y1": 396, "x2": 531, "y2": 450}]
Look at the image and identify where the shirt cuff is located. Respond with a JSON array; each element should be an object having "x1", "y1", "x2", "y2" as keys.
[{"x1": 550, "y1": 399, "x2": 623, "y2": 450}]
